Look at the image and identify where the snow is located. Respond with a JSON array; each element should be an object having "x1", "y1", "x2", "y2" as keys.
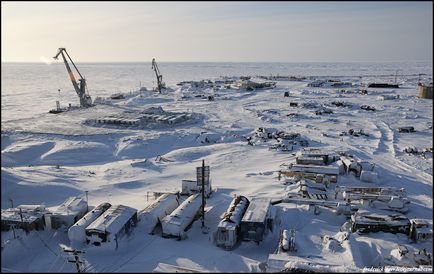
[{"x1": 1, "y1": 63, "x2": 433, "y2": 272}]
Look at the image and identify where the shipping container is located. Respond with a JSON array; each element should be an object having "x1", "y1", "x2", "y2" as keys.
[
  {"x1": 240, "y1": 198, "x2": 272, "y2": 243},
  {"x1": 216, "y1": 195, "x2": 250, "y2": 250}
]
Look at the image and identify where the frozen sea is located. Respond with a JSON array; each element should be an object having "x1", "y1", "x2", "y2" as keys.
[
  {"x1": 1, "y1": 61, "x2": 433, "y2": 272},
  {"x1": 1, "y1": 61, "x2": 432, "y2": 123}
]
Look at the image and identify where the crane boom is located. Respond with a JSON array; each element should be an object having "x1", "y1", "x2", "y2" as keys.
[
  {"x1": 151, "y1": 58, "x2": 165, "y2": 93},
  {"x1": 53, "y1": 48, "x2": 92, "y2": 108}
]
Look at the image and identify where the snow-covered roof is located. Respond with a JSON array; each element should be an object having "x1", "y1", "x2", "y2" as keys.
[
  {"x1": 410, "y1": 218, "x2": 432, "y2": 226},
  {"x1": 218, "y1": 196, "x2": 249, "y2": 228},
  {"x1": 241, "y1": 197, "x2": 271, "y2": 223},
  {"x1": 297, "y1": 148, "x2": 330, "y2": 157},
  {"x1": 73, "y1": 202, "x2": 111, "y2": 228},
  {"x1": 53, "y1": 196, "x2": 87, "y2": 216},
  {"x1": 1, "y1": 205, "x2": 47, "y2": 223},
  {"x1": 289, "y1": 164, "x2": 339, "y2": 175},
  {"x1": 141, "y1": 193, "x2": 175, "y2": 213},
  {"x1": 353, "y1": 209, "x2": 410, "y2": 226},
  {"x1": 161, "y1": 194, "x2": 202, "y2": 236},
  {"x1": 86, "y1": 204, "x2": 137, "y2": 234}
]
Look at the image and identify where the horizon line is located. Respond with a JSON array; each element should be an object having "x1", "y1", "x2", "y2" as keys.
[{"x1": 2, "y1": 60, "x2": 433, "y2": 64}]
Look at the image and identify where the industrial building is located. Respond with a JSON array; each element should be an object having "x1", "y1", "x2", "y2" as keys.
[{"x1": 1, "y1": 205, "x2": 48, "y2": 232}]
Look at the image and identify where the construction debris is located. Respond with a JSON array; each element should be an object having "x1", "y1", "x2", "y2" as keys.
[
  {"x1": 360, "y1": 105, "x2": 376, "y2": 111},
  {"x1": 339, "y1": 128, "x2": 369, "y2": 137},
  {"x1": 398, "y1": 126, "x2": 416, "y2": 133}
]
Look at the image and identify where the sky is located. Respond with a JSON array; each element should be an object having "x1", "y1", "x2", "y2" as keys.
[{"x1": 1, "y1": 1, "x2": 433, "y2": 62}]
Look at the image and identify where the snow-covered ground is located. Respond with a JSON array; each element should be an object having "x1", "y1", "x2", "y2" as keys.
[{"x1": 1, "y1": 70, "x2": 433, "y2": 272}]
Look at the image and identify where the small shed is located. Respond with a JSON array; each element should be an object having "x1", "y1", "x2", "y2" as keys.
[
  {"x1": 240, "y1": 197, "x2": 272, "y2": 243},
  {"x1": 181, "y1": 179, "x2": 212, "y2": 197},
  {"x1": 49, "y1": 196, "x2": 88, "y2": 229},
  {"x1": 85, "y1": 204, "x2": 138, "y2": 246},
  {"x1": 1, "y1": 205, "x2": 48, "y2": 232}
]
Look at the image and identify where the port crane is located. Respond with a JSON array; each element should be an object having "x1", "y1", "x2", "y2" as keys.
[
  {"x1": 151, "y1": 58, "x2": 165, "y2": 93},
  {"x1": 53, "y1": 48, "x2": 92, "y2": 108}
]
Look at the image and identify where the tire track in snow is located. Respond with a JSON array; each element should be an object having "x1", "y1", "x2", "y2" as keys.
[
  {"x1": 373, "y1": 121, "x2": 396, "y2": 157},
  {"x1": 345, "y1": 134, "x2": 432, "y2": 186}
]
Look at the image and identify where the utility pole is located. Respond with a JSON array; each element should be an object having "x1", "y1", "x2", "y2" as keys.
[
  {"x1": 11, "y1": 224, "x2": 16, "y2": 239},
  {"x1": 85, "y1": 191, "x2": 89, "y2": 212},
  {"x1": 19, "y1": 208, "x2": 23, "y2": 222},
  {"x1": 201, "y1": 159, "x2": 205, "y2": 228}
]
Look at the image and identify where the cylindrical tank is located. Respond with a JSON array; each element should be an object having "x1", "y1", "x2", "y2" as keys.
[
  {"x1": 161, "y1": 194, "x2": 202, "y2": 239},
  {"x1": 68, "y1": 203, "x2": 111, "y2": 244},
  {"x1": 139, "y1": 193, "x2": 179, "y2": 234},
  {"x1": 224, "y1": 196, "x2": 249, "y2": 225},
  {"x1": 419, "y1": 85, "x2": 433, "y2": 99}
]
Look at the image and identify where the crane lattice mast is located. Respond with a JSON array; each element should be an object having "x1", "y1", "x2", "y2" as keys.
[
  {"x1": 151, "y1": 58, "x2": 165, "y2": 94},
  {"x1": 53, "y1": 48, "x2": 92, "y2": 108}
]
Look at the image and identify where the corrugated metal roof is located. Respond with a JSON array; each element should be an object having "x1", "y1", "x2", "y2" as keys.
[
  {"x1": 86, "y1": 204, "x2": 137, "y2": 234},
  {"x1": 241, "y1": 197, "x2": 270, "y2": 223}
]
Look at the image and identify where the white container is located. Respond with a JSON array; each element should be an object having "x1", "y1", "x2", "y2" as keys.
[
  {"x1": 161, "y1": 194, "x2": 202, "y2": 239},
  {"x1": 68, "y1": 203, "x2": 111, "y2": 244},
  {"x1": 216, "y1": 196, "x2": 249, "y2": 250},
  {"x1": 139, "y1": 193, "x2": 179, "y2": 234}
]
